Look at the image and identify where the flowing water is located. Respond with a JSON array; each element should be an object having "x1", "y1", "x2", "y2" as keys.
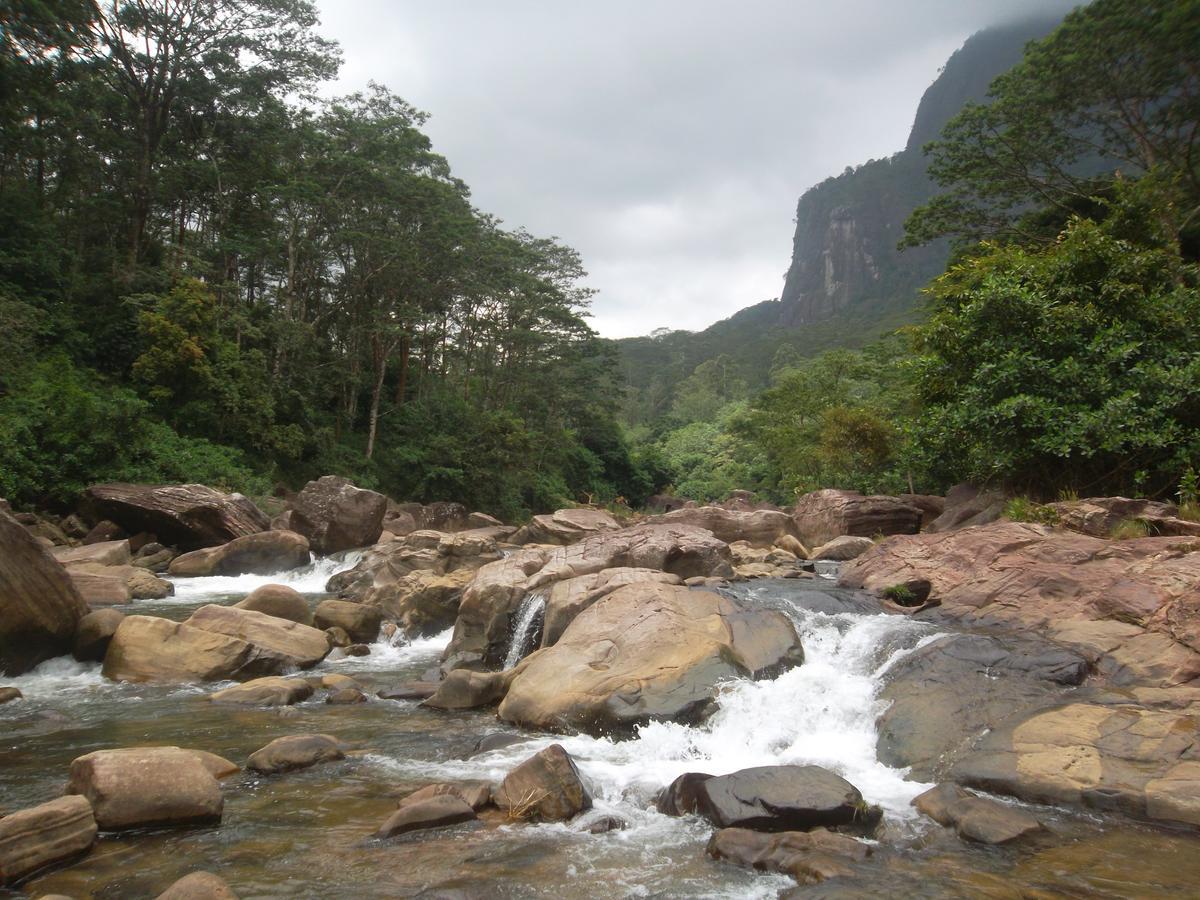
[
  {"x1": 503, "y1": 591, "x2": 547, "y2": 669},
  {"x1": 4, "y1": 570, "x2": 1200, "y2": 898}
]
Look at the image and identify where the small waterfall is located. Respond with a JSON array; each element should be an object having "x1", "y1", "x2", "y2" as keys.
[
  {"x1": 504, "y1": 591, "x2": 547, "y2": 669},
  {"x1": 164, "y1": 550, "x2": 364, "y2": 602}
]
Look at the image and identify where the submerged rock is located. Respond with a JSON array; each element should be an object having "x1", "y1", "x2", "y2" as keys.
[
  {"x1": 706, "y1": 826, "x2": 870, "y2": 885},
  {"x1": 0, "y1": 508, "x2": 89, "y2": 676},
  {"x1": 209, "y1": 676, "x2": 313, "y2": 707},
  {"x1": 498, "y1": 583, "x2": 803, "y2": 736},
  {"x1": 694, "y1": 765, "x2": 879, "y2": 833},
  {"x1": 912, "y1": 783, "x2": 1044, "y2": 845},
  {"x1": 0, "y1": 687, "x2": 21, "y2": 705},
  {"x1": 375, "y1": 796, "x2": 477, "y2": 839},
  {"x1": 67, "y1": 746, "x2": 223, "y2": 830},
  {"x1": 493, "y1": 744, "x2": 592, "y2": 822},
  {"x1": 246, "y1": 734, "x2": 345, "y2": 774},
  {"x1": 155, "y1": 871, "x2": 240, "y2": 900},
  {"x1": 0, "y1": 795, "x2": 96, "y2": 886}
]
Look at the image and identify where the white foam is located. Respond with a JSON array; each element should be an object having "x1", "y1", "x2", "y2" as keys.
[
  {"x1": 2, "y1": 656, "x2": 106, "y2": 700},
  {"x1": 162, "y1": 551, "x2": 363, "y2": 603},
  {"x1": 324, "y1": 627, "x2": 453, "y2": 673}
]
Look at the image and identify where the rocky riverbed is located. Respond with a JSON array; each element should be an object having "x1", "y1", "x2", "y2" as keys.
[{"x1": 3, "y1": 483, "x2": 1200, "y2": 897}]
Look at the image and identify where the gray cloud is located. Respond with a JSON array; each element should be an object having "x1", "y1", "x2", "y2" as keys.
[{"x1": 316, "y1": 1, "x2": 1080, "y2": 337}]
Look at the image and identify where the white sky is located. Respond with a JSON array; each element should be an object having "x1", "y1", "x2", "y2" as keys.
[{"x1": 314, "y1": 1, "x2": 1078, "y2": 337}]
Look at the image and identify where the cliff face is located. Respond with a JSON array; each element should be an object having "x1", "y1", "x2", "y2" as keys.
[{"x1": 776, "y1": 17, "x2": 1057, "y2": 327}]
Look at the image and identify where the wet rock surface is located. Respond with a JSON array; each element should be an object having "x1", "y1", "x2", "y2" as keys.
[
  {"x1": 707, "y1": 826, "x2": 870, "y2": 884},
  {"x1": 493, "y1": 745, "x2": 591, "y2": 822},
  {"x1": 67, "y1": 747, "x2": 223, "y2": 830},
  {"x1": 245, "y1": 734, "x2": 345, "y2": 774},
  {"x1": 0, "y1": 796, "x2": 96, "y2": 886},
  {"x1": 693, "y1": 765, "x2": 878, "y2": 832}
]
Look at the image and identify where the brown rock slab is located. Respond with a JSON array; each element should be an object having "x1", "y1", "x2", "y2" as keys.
[
  {"x1": 399, "y1": 781, "x2": 493, "y2": 812},
  {"x1": 792, "y1": 489, "x2": 921, "y2": 547},
  {"x1": 374, "y1": 796, "x2": 476, "y2": 838},
  {"x1": 510, "y1": 508, "x2": 622, "y2": 546},
  {"x1": 707, "y1": 826, "x2": 870, "y2": 884},
  {"x1": 185, "y1": 605, "x2": 330, "y2": 670},
  {"x1": 642, "y1": 506, "x2": 800, "y2": 548},
  {"x1": 377, "y1": 681, "x2": 439, "y2": 701},
  {"x1": 313, "y1": 599, "x2": 382, "y2": 644},
  {"x1": 0, "y1": 687, "x2": 21, "y2": 705},
  {"x1": 0, "y1": 795, "x2": 96, "y2": 886},
  {"x1": 101, "y1": 615, "x2": 278, "y2": 683},
  {"x1": 209, "y1": 676, "x2": 313, "y2": 707},
  {"x1": 168, "y1": 530, "x2": 310, "y2": 578},
  {"x1": 72, "y1": 609, "x2": 126, "y2": 662},
  {"x1": 493, "y1": 744, "x2": 592, "y2": 822},
  {"x1": 246, "y1": 734, "x2": 344, "y2": 774},
  {"x1": 67, "y1": 746, "x2": 223, "y2": 830},
  {"x1": 811, "y1": 535, "x2": 875, "y2": 561},
  {"x1": 81, "y1": 483, "x2": 270, "y2": 551},
  {"x1": 325, "y1": 687, "x2": 367, "y2": 704}
]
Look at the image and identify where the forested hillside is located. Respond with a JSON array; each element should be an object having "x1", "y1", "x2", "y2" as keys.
[
  {"x1": 0, "y1": 1, "x2": 647, "y2": 518},
  {"x1": 625, "y1": 0, "x2": 1200, "y2": 507}
]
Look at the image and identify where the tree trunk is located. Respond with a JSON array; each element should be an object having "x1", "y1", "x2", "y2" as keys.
[{"x1": 365, "y1": 334, "x2": 389, "y2": 460}]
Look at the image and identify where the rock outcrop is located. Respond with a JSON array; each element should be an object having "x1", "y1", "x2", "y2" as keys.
[
  {"x1": 540, "y1": 568, "x2": 684, "y2": 647},
  {"x1": 643, "y1": 506, "x2": 800, "y2": 548},
  {"x1": 791, "y1": 490, "x2": 921, "y2": 547},
  {"x1": 168, "y1": 530, "x2": 310, "y2": 577},
  {"x1": 497, "y1": 583, "x2": 803, "y2": 735},
  {"x1": 80, "y1": 483, "x2": 270, "y2": 550},
  {"x1": 510, "y1": 508, "x2": 621, "y2": 546},
  {"x1": 442, "y1": 524, "x2": 732, "y2": 673},
  {"x1": 0, "y1": 508, "x2": 88, "y2": 675}
]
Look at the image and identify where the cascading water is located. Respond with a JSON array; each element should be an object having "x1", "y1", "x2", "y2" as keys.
[
  {"x1": 162, "y1": 549, "x2": 364, "y2": 604},
  {"x1": 503, "y1": 590, "x2": 547, "y2": 669}
]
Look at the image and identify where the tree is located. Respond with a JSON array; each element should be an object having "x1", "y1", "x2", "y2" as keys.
[
  {"x1": 909, "y1": 184, "x2": 1200, "y2": 497},
  {"x1": 904, "y1": 0, "x2": 1200, "y2": 250}
]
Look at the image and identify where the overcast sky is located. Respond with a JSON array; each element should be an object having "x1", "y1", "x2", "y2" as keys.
[{"x1": 314, "y1": 1, "x2": 1078, "y2": 338}]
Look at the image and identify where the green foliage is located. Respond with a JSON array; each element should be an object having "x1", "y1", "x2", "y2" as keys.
[
  {"x1": 1110, "y1": 518, "x2": 1152, "y2": 540},
  {"x1": 905, "y1": 0, "x2": 1200, "y2": 249},
  {"x1": 909, "y1": 184, "x2": 1200, "y2": 497},
  {"x1": 881, "y1": 584, "x2": 917, "y2": 606},
  {"x1": 1003, "y1": 497, "x2": 1060, "y2": 526}
]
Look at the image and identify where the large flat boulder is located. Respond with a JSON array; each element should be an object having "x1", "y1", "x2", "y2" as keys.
[
  {"x1": 67, "y1": 746, "x2": 223, "y2": 830},
  {"x1": 643, "y1": 506, "x2": 800, "y2": 548},
  {"x1": 282, "y1": 476, "x2": 386, "y2": 554},
  {"x1": 694, "y1": 765, "x2": 877, "y2": 832},
  {"x1": 0, "y1": 795, "x2": 97, "y2": 886},
  {"x1": 791, "y1": 489, "x2": 921, "y2": 547},
  {"x1": 80, "y1": 483, "x2": 270, "y2": 550},
  {"x1": 52, "y1": 539, "x2": 132, "y2": 568},
  {"x1": 443, "y1": 524, "x2": 732, "y2": 673},
  {"x1": 510, "y1": 508, "x2": 621, "y2": 546},
  {"x1": 911, "y1": 783, "x2": 1044, "y2": 844},
  {"x1": 541, "y1": 568, "x2": 684, "y2": 647},
  {"x1": 497, "y1": 583, "x2": 803, "y2": 735},
  {"x1": 185, "y1": 605, "x2": 330, "y2": 670},
  {"x1": 209, "y1": 676, "x2": 313, "y2": 706},
  {"x1": 0, "y1": 509, "x2": 88, "y2": 675},
  {"x1": 102, "y1": 615, "x2": 287, "y2": 683},
  {"x1": 168, "y1": 530, "x2": 310, "y2": 577}
]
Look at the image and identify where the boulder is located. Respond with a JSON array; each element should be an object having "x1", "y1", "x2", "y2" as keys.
[
  {"x1": 467, "y1": 511, "x2": 504, "y2": 529},
  {"x1": 377, "y1": 681, "x2": 439, "y2": 701},
  {"x1": 643, "y1": 506, "x2": 800, "y2": 548},
  {"x1": 899, "y1": 493, "x2": 946, "y2": 530},
  {"x1": 645, "y1": 494, "x2": 688, "y2": 513},
  {"x1": 326, "y1": 687, "x2": 367, "y2": 704},
  {"x1": 420, "y1": 501, "x2": 470, "y2": 532},
  {"x1": 68, "y1": 571, "x2": 131, "y2": 606},
  {"x1": 209, "y1": 676, "x2": 313, "y2": 706},
  {"x1": 774, "y1": 534, "x2": 810, "y2": 559},
  {"x1": 655, "y1": 772, "x2": 714, "y2": 816},
  {"x1": 510, "y1": 508, "x2": 622, "y2": 546},
  {"x1": 911, "y1": 784, "x2": 1043, "y2": 845},
  {"x1": 80, "y1": 483, "x2": 270, "y2": 550},
  {"x1": 168, "y1": 530, "x2": 310, "y2": 578},
  {"x1": 81, "y1": 519, "x2": 127, "y2": 545},
  {"x1": 498, "y1": 583, "x2": 804, "y2": 735},
  {"x1": 155, "y1": 871, "x2": 239, "y2": 900},
  {"x1": 52, "y1": 539, "x2": 132, "y2": 568},
  {"x1": 0, "y1": 509, "x2": 89, "y2": 675},
  {"x1": 245, "y1": 734, "x2": 344, "y2": 775},
  {"x1": 540, "y1": 568, "x2": 684, "y2": 647},
  {"x1": 381, "y1": 503, "x2": 418, "y2": 536},
  {"x1": 423, "y1": 669, "x2": 514, "y2": 710},
  {"x1": 381, "y1": 569, "x2": 476, "y2": 639},
  {"x1": 283, "y1": 476, "x2": 387, "y2": 554},
  {"x1": 233, "y1": 584, "x2": 312, "y2": 625},
  {"x1": 694, "y1": 765, "x2": 878, "y2": 832},
  {"x1": 810, "y1": 535, "x2": 875, "y2": 561},
  {"x1": 0, "y1": 687, "x2": 21, "y2": 704},
  {"x1": 443, "y1": 524, "x2": 732, "y2": 672},
  {"x1": 927, "y1": 483, "x2": 1006, "y2": 533},
  {"x1": 0, "y1": 795, "x2": 96, "y2": 886},
  {"x1": 185, "y1": 605, "x2": 330, "y2": 669},
  {"x1": 72, "y1": 608, "x2": 126, "y2": 662},
  {"x1": 374, "y1": 796, "x2": 477, "y2": 839},
  {"x1": 190, "y1": 751, "x2": 240, "y2": 780},
  {"x1": 103, "y1": 616, "x2": 264, "y2": 683},
  {"x1": 65, "y1": 563, "x2": 173, "y2": 604},
  {"x1": 399, "y1": 781, "x2": 493, "y2": 812},
  {"x1": 313, "y1": 599, "x2": 382, "y2": 643},
  {"x1": 493, "y1": 745, "x2": 591, "y2": 822},
  {"x1": 706, "y1": 826, "x2": 870, "y2": 884},
  {"x1": 67, "y1": 746, "x2": 223, "y2": 829},
  {"x1": 1049, "y1": 497, "x2": 1200, "y2": 538},
  {"x1": 791, "y1": 489, "x2": 921, "y2": 547}
]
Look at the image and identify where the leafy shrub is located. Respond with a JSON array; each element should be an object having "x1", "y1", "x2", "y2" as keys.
[{"x1": 1003, "y1": 497, "x2": 1060, "y2": 525}]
